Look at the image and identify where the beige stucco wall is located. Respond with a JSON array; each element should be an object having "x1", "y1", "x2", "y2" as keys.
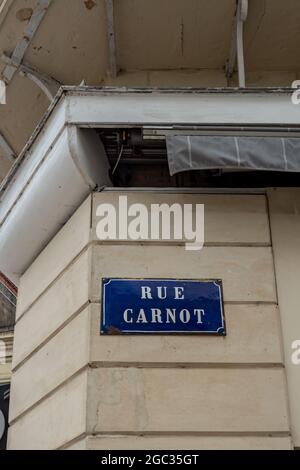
[
  {"x1": 7, "y1": 191, "x2": 293, "y2": 450},
  {"x1": 268, "y1": 189, "x2": 300, "y2": 449}
]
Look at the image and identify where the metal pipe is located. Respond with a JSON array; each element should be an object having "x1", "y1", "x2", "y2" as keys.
[
  {"x1": 105, "y1": 0, "x2": 118, "y2": 78},
  {"x1": 237, "y1": 0, "x2": 248, "y2": 88}
]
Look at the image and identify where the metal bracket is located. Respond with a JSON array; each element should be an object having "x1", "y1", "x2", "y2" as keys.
[
  {"x1": 2, "y1": 0, "x2": 52, "y2": 83},
  {"x1": 105, "y1": 0, "x2": 118, "y2": 79},
  {"x1": 0, "y1": 133, "x2": 16, "y2": 162},
  {"x1": 1, "y1": 54, "x2": 60, "y2": 101},
  {"x1": 226, "y1": 0, "x2": 248, "y2": 88}
]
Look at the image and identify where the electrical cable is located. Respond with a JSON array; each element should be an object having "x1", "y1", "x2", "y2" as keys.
[{"x1": 112, "y1": 145, "x2": 124, "y2": 175}]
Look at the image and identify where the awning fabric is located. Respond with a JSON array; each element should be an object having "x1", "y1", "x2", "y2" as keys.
[{"x1": 166, "y1": 135, "x2": 300, "y2": 176}]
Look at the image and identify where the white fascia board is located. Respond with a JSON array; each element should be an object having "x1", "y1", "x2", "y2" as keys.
[
  {"x1": 0, "y1": 94, "x2": 67, "y2": 211},
  {"x1": 65, "y1": 88, "x2": 300, "y2": 127}
]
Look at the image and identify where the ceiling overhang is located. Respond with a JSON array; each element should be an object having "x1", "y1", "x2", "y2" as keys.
[{"x1": 1, "y1": 1, "x2": 300, "y2": 184}]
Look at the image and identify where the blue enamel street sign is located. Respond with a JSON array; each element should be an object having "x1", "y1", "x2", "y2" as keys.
[{"x1": 101, "y1": 278, "x2": 225, "y2": 335}]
